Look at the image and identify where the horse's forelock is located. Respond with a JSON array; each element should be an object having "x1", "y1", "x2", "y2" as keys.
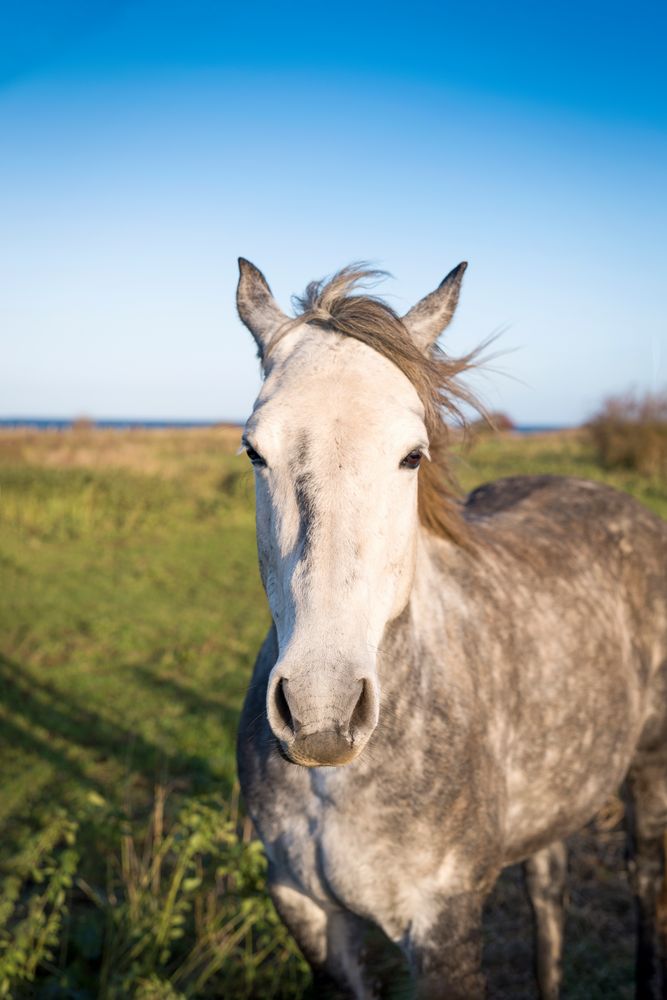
[{"x1": 268, "y1": 265, "x2": 486, "y2": 546}]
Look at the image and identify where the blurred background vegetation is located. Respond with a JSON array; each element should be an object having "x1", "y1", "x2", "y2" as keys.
[{"x1": 0, "y1": 400, "x2": 665, "y2": 998}]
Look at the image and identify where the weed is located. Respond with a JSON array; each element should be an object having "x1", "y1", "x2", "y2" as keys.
[{"x1": 1, "y1": 790, "x2": 309, "y2": 998}]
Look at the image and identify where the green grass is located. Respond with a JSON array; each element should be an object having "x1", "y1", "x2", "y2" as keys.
[
  {"x1": 0, "y1": 426, "x2": 664, "y2": 997},
  {"x1": 1, "y1": 431, "x2": 264, "y2": 820}
]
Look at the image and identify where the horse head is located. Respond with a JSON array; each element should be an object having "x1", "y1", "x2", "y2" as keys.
[{"x1": 237, "y1": 259, "x2": 469, "y2": 766}]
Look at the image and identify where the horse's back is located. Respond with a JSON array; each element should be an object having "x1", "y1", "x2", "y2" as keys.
[
  {"x1": 464, "y1": 473, "x2": 667, "y2": 689},
  {"x1": 465, "y1": 474, "x2": 666, "y2": 623},
  {"x1": 465, "y1": 473, "x2": 665, "y2": 544}
]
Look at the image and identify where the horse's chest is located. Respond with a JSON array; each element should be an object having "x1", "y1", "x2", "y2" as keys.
[
  {"x1": 310, "y1": 801, "x2": 413, "y2": 932},
  {"x1": 271, "y1": 774, "x2": 467, "y2": 939},
  {"x1": 276, "y1": 781, "x2": 391, "y2": 901}
]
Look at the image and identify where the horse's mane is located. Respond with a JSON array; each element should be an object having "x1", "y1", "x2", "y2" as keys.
[{"x1": 268, "y1": 265, "x2": 485, "y2": 547}]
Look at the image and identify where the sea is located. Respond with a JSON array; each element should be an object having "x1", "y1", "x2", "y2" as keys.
[
  {"x1": 0, "y1": 418, "x2": 568, "y2": 434},
  {"x1": 0, "y1": 418, "x2": 239, "y2": 430}
]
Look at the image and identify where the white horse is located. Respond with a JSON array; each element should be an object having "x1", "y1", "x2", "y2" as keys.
[{"x1": 236, "y1": 259, "x2": 667, "y2": 999}]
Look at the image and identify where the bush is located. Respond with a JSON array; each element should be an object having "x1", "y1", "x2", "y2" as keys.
[
  {"x1": 0, "y1": 812, "x2": 79, "y2": 996},
  {"x1": 587, "y1": 391, "x2": 667, "y2": 478},
  {"x1": 0, "y1": 790, "x2": 309, "y2": 998}
]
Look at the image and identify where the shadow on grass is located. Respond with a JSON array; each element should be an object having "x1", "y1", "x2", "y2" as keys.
[
  {"x1": 131, "y1": 661, "x2": 242, "y2": 733},
  {"x1": 0, "y1": 652, "x2": 240, "y2": 841}
]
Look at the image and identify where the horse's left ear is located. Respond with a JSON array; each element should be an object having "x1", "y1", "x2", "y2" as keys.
[
  {"x1": 236, "y1": 258, "x2": 289, "y2": 363},
  {"x1": 402, "y1": 262, "x2": 468, "y2": 352}
]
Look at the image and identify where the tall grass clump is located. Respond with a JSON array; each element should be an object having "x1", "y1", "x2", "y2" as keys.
[
  {"x1": 0, "y1": 791, "x2": 309, "y2": 999},
  {"x1": 587, "y1": 390, "x2": 667, "y2": 479}
]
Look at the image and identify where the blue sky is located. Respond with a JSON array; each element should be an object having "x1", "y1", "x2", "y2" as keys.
[{"x1": 2, "y1": 0, "x2": 666, "y2": 424}]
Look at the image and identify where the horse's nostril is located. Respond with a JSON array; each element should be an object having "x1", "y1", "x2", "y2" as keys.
[
  {"x1": 350, "y1": 679, "x2": 376, "y2": 737},
  {"x1": 274, "y1": 678, "x2": 294, "y2": 735},
  {"x1": 267, "y1": 670, "x2": 378, "y2": 759}
]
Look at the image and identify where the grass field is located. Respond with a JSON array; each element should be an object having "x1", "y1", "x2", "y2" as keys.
[{"x1": 0, "y1": 425, "x2": 665, "y2": 998}]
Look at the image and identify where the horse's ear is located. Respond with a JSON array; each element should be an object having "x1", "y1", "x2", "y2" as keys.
[
  {"x1": 236, "y1": 258, "x2": 288, "y2": 362},
  {"x1": 402, "y1": 262, "x2": 468, "y2": 352}
]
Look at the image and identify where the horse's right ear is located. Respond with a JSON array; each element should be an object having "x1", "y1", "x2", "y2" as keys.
[{"x1": 236, "y1": 258, "x2": 289, "y2": 362}]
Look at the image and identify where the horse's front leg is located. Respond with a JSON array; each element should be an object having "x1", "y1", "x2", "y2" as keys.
[
  {"x1": 406, "y1": 891, "x2": 486, "y2": 999},
  {"x1": 270, "y1": 876, "x2": 377, "y2": 1000}
]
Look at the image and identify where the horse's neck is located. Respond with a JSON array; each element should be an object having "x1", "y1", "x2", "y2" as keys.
[
  {"x1": 377, "y1": 528, "x2": 465, "y2": 692},
  {"x1": 359, "y1": 530, "x2": 484, "y2": 786}
]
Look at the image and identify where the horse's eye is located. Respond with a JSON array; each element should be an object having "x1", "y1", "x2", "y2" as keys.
[
  {"x1": 245, "y1": 445, "x2": 266, "y2": 467},
  {"x1": 400, "y1": 449, "x2": 422, "y2": 470}
]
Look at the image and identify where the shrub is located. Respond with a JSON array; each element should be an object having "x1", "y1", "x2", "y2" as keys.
[
  {"x1": 0, "y1": 812, "x2": 79, "y2": 996},
  {"x1": 1, "y1": 790, "x2": 309, "y2": 998},
  {"x1": 587, "y1": 390, "x2": 667, "y2": 478}
]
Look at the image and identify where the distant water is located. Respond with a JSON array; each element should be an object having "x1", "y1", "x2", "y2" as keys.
[
  {"x1": 515, "y1": 425, "x2": 570, "y2": 434},
  {"x1": 0, "y1": 418, "x2": 241, "y2": 430},
  {"x1": 0, "y1": 418, "x2": 569, "y2": 433}
]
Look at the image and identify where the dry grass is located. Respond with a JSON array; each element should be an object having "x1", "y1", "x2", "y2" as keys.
[{"x1": 0, "y1": 425, "x2": 242, "y2": 479}]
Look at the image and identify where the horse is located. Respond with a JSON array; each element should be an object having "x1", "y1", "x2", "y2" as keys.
[{"x1": 235, "y1": 258, "x2": 667, "y2": 999}]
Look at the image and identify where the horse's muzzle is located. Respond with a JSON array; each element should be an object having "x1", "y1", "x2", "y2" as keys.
[{"x1": 267, "y1": 673, "x2": 379, "y2": 767}]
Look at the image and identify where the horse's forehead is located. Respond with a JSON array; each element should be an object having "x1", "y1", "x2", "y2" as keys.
[{"x1": 255, "y1": 333, "x2": 424, "y2": 438}]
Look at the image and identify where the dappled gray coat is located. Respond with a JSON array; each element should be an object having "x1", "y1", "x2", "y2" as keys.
[{"x1": 235, "y1": 259, "x2": 667, "y2": 999}]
